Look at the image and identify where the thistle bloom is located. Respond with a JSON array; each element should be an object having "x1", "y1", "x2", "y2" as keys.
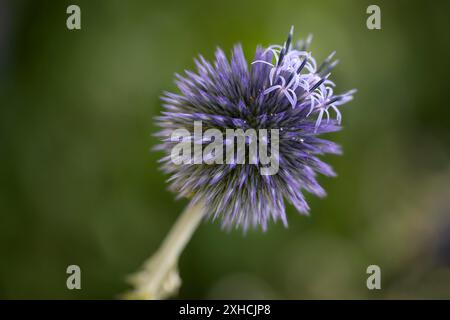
[
  {"x1": 127, "y1": 27, "x2": 355, "y2": 300},
  {"x1": 156, "y1": 26, "x2": 355, "y2": 230}
]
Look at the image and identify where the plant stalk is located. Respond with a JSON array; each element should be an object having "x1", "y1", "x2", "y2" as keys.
[{"x1": 124, "y1": 200, "x2": 205, "y2": 299}]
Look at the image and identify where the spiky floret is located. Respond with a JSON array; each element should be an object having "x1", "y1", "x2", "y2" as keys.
[{"x1": 155, "y1": 27, "x2": 355, "y2": 231}]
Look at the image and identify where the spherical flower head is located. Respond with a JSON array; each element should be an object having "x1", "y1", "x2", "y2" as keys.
[{"x1": 155, "y1": 27, "x2": 356, "y2": 231}]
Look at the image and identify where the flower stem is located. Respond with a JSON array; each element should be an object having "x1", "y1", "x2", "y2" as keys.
[{"x1": 123, "y1": 200, "x2": 205, "y2": 299}]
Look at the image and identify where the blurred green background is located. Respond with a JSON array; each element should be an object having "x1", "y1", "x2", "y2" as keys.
[{"x1": 1, "y1": 0, "x2": 450, "y2": 299}]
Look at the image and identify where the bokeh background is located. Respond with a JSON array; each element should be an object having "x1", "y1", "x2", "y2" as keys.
[{"x1": 1, "y1": 0, "x2": 450, "y2": 299}]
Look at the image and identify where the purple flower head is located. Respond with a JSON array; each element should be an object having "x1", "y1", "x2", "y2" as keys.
[{"x1": 155, "y1": 27, "x2": 356, "y2": 231}]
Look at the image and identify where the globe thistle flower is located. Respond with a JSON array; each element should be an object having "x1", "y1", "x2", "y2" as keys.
[
  {"x1": 155, "y1": 26, "x2": 355, "y2": 231},
  {"x1": 126, "y1": 27, "x2": 355, "y2": 299}
]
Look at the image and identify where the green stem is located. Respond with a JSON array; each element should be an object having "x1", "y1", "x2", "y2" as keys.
[{"x1": 124, "y1": 200, "x2": 205, "y2": 299}]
